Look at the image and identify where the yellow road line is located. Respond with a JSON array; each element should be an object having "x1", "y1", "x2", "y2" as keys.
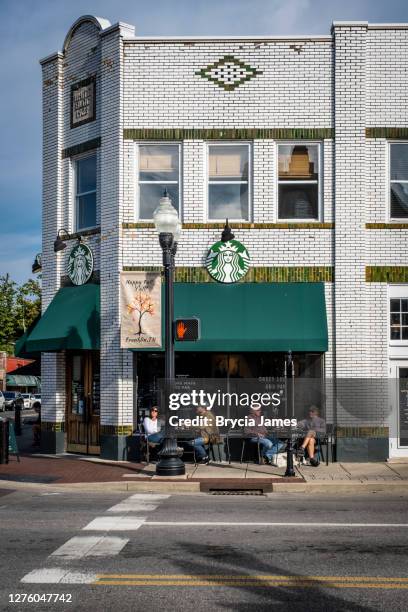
[
  {"x1": 94, "y1": 580, "x2": 408, "y2": 589},
  {"x1": 95, "y1": 574, "x2": 408, "y2": 582}
]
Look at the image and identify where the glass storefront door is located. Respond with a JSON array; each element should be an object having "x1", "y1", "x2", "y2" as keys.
[{"x1": 66, "y1": 351, "x2": 100, "y2": 454}]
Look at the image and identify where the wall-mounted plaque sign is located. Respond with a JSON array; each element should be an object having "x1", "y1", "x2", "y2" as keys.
[{"x1": 71, "y1": 76, "x2": 96, "y2": 128}]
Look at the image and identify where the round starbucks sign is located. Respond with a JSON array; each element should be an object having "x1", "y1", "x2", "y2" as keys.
[
  {"x1": 67, "y1": 243, "x2": 94, "y2": 286},
  {"x1": 205, "y1": 239, "x2": 250, "y2": 283}
]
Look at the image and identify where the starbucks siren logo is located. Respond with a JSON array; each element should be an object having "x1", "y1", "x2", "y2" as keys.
[
  {"x1": 67, "y1": 243, "x2": 94, "y2": 286},
  {"x1": 206, "y1": 239, "x2": 250, "y2": 283}
]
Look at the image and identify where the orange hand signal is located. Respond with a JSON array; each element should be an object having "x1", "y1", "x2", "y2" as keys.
[{"x1": 177, "y1": 321, "x2": 187, "y2": 339}]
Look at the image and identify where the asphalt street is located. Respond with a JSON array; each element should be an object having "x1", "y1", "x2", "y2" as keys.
[{"x1": 0, "y1": 487, "x2": 408, "y2": 612}]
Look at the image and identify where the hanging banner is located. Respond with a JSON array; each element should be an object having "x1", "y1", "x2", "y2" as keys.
[{"x1": 120, "y1": 271, "x2": 162, "y2": 349}]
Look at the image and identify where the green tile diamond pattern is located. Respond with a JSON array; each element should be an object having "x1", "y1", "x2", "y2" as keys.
[{"x1": 196, "y1": 55, "x2": 262, "y2": 90}]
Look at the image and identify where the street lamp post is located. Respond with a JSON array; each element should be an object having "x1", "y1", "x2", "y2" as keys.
[
  {"x1": 154, "y1": 191, "x2": 185, "y2": 476},
  {"x1": 285, "y1": 350, "x2": 296, "y2": 477}
]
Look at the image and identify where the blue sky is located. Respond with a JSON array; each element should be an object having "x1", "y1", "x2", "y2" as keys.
[{"x1": 0, "y1": 0, "x2": 407, "y2": 284}]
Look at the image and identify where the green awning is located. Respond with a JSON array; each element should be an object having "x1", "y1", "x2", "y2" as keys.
[
  {"x1": 136, "y1": 282, "x2": 328, "y2": 352},
  {"x1": 25, "y1": 284, "x2": 100, "y2": 352},
  {"x1": 6, "y1": 375, "x2": 40, "y2": 387}
]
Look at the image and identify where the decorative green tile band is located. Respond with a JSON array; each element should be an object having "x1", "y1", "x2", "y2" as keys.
[
  {"x1": 366, "y1": 128, "x2": 408, "y2": 139},
  {"x1": 62, "y1": 137, "x2": 101, "y2": 159},
  {"x1": 123, "y1": 266, "x2": 334, "y2": 283},
  {"x1": 41, "y1": 422, "x2": 65, "y2": 433},
  {"x1": 100, "y1": 425, "x2": 134, "y2": 436},
  {"x1": 366, "y1": 267, "x2": 408, "y2": 282},
  {"x1": 366, "y1": 223, "x2": 408, "y2": 229},
  {"x1": 336, "y1": 427, "x2": 389, "y2": 438},
  {"x1": 123, "y1": 222, "x2": 334, "y2": 230},
  {"x1": 123, "y1": 128, "x2": 334, "y2": 141}
]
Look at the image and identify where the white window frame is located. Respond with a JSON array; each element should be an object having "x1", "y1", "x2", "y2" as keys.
[
  {"x1": 277, "y1": 141, "x2": 322, "y2": 222},
  {"x1": 135, "y1": 142, "x2": 182, "y2": 221},
  {"x1": 389, "y1": 285, "x2": 408, "y2": 347},
  {"x1": 73, "y1": 151, "x2": 98, "y2": 232},
  {"x1": 206, "y1": 142, "x2": 252, "y2": 222},
  {"x1": 388, "y1": 141, "x2": 408, "y2": 221}
]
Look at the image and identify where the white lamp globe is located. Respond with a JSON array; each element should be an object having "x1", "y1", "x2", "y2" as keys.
[
  {"x1": 173, "y1": 220, "x2": 182, "y2": 244},
  {"x1": 153, "y1": 190, "x2": 179, "y2": 235}
]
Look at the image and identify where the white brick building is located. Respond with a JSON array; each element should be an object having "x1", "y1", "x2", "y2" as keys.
[{"x1": 24, "y1": 15, "x2": 408, "y2": 461}]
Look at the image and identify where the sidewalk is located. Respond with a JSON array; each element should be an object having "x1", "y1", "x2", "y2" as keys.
[{"x1": 2, "y1": 417, "x2": 408, "y2": 492}]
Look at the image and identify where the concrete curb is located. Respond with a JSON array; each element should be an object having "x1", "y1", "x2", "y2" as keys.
[
  {"x1": 272, "y1": 480, "x2": 408, "y2": 493},
  {"x1": 2, "y1": 478, "x2": 408, "y2": 494}
]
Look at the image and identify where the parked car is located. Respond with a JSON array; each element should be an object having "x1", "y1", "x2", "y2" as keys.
[
  {"x1": 3, "y1": 391, "x2": 24, "y2": 411},
  {"x1": 21, "y1": 393, "x2": 33, "y2": 410},
  {"x1": 0, "y1": 391, "x2": 5, "y2": 412},
  {"x1": 31, "y1": 394, "x2": 41, "y2": 410}
]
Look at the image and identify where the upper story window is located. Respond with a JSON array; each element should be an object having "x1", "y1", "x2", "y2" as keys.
[
  {"x1": 138, "y1": 144, "x2": 180, "y2": 220},
  {"x1": 208, "y1": 144, "x2": 250, "y2": 221},
  {"x1": 390, "y1": 298, "x2": 408, "y2": 341},
  {"x1": 390, "y1": 143, "x2": 408, "y2": 219},
  {"x1": 75, "y1": 154, "x2": 97, "y2": 231},
  {"x1": 278, "y1": 143, "x2": 320, "y2": 220}
]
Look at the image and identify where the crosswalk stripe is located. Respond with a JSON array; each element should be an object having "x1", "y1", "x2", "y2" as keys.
[
  {"x1": 21, "y1": 569, "x2": 97, "y2": 584},
  {"x1": 50, "y1": 536, "x2": 129, "y2": 560},
  {"x1": 83, "y1": 516, "x2": 146, "y2": 531}
]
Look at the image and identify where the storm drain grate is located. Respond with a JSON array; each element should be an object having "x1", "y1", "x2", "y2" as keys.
[{"x1": 209, "y1": 489, "x2": 264, "y2": 496}]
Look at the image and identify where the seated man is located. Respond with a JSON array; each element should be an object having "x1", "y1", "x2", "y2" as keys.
[
  {"x1": 186, "y1": 405, "x2": 220, "y2": 465},
  {"x1": 143, "y1": 406, "x2": 164, "y2": 445},
  {"x1": 296, "y1": 405, "x2": 326, "y2": 467},
  {"x1": 245, "y1": 406, "x2": 285, "y2": 465}
]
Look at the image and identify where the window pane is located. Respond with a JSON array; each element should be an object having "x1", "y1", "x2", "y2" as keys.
[
  {"x1": 278, "y1": 183, "x2": 318, "y2": 219},
  {"x1": 139, "y1": 145, "x2": 179, "y2": 181},
  {"x1": 77, "y1": 155, "x2": 96, "y2": 194},
  {"x1": 77, "y1": 193, "x2": 96, "y2": 229},
  {"x1": 390, "y1": 144, "x2": 408, "y2": 180},
  {"x1": 208, "y1": 183, "x2": 248, "y2": 220},
  {"x1": 391, "y1": 327, "x2": 401, "y2": 340},
  {"x1": 402, "y1": 299, "x2": 408, "y2": 312},
  {"x1": 279, "y1": 145, "x2": 318, "y2": 180},
  {"x1": 390, "y1": 299, "x2": 400, "y2": 312},
  {"x1": 391, "y1": 313, "x2": 401, "y2": 326},
  {"x1": 403, "y1": 327, "x2": 408, "y2": 340},
  {"x1": 209, "y1": 145, "x2": 248, "y2": 181},
  {"x1": 391, "y1": 183, "x2": 408, "y2": 218},
  {"x1": 139, "y1": 184, "x2": 179, "y2": 219},
  {"x1": 402, "y1": 314, "x2": 408, "y2": 326}
]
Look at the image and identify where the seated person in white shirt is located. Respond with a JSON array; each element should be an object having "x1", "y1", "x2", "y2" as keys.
[{"x1": 143, "y1": 406, "x2": 164, "y2": 445}]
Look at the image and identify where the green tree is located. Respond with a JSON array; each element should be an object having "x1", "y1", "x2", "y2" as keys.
[
  {"x1": 0, "y1": 274, "x2": 17, "y2": 353},
  {"x1": 15, "y1": 279, "x2": 41, "y2": 337}
]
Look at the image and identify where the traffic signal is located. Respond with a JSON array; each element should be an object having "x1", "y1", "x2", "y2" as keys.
[{"x1": 174, "y1": 318, "x2": 200, "y2": 341}]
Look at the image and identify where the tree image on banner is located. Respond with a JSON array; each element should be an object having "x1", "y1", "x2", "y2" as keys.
[{"x1": 127, "y1": 292, "x2": 155, "y2": 336}]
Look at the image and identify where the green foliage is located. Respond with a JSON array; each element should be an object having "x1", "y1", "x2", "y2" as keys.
[{"x1": 0, "y1": 275, "x2": 41, "y2": 354}]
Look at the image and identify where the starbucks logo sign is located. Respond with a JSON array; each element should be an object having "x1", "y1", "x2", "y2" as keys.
[
  {"x1": 206, "y1": 239, "x2": 250, "y2": 283},
  {"x1": 67, "y1": 243, "x2": 94, "y2": 286}
]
